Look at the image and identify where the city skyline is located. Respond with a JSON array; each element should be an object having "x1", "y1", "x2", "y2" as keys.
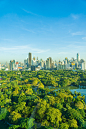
[
  {"x1": 0, "y1": 52, "x2": 83, "y2": 66},
  {"x1": 0, "y1": 52, "x2": 83, "y2": 64},
  {"x1": 1, "y1": 52, "x2": 86, "y2": 71},
  {"x1": 0, "y1": 0, "x2": 86, "y2": 63}
]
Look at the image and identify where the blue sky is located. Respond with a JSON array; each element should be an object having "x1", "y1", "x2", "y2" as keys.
[{"x1": 0, "y1": 0, "x2": 86, "y2": 63}]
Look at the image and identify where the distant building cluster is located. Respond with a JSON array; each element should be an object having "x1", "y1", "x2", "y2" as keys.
[
  {"x1": 0, "y1": 53, "x2": 86, "y2": 71},
  {"x1": 57, "y1": 53, "x2": 86, "y2": 71}
]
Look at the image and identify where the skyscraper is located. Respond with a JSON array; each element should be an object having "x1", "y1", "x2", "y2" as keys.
[
  {"x1": 36, "y1": 57, "x2": 39, "y2": 65},
  {"x1": 33, "y1": 56, "x2": 35, "y2": 61},
  {"x1": 77, "y1": 53, "x2": 80, "y2": 62},
  {"x1": 49, "y1": 57, "x2": 52, "y2": 69},
  {"x1": 46, "y1": 58, "x2": 50, "y2": 69},
  {"x1": 10, "y1": 60, "x2": 15, "y2": 70},
  {"x1": 28, "y1": 52, "x2": 32, "y2": 68}
]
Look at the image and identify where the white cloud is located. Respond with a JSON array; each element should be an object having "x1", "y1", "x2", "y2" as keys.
[
  {"x1": 32, "y1": 48, "x2": 50, "y2": 53},
  {"x1": 71, "y1": 14, "x2": 79, "y2": 20},
  {"x1": 0, "y1": 39, "x2": 15, "y2": 42},
  {"x1": 22, "y1": 9, "x2": 38, "y2": 16},
  {"x1": 0, "y1": 45, "x2": 50, "y2": 54},
  {"x1": 22, "y1": 28, "x2": 35, "y2": 33},
  {"x1": 82, "y1": 37, "x2": 86, "y2": 40},
  {"x1": 71, "y1": 31, "x2": 83, "y2": 36},
  {"x1": 58, "y1": 52, "x2": 68, "y2": 54},
  {"x1": 56, "y1": 44, "x2": 86, "y2": 56}
]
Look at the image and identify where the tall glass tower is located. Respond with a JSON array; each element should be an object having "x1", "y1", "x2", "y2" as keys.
[
  {"x1": 77, "y1": 53, "x2": 80, "y2": 62},
  {"x1": 28, "y1": 52, "x2": 32, "y2": 68}
]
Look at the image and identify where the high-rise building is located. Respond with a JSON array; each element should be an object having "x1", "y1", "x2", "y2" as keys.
[
  {"x1": 44, "y1": 61, "x2": 46, "y2": 69},
  {"x1": 75, "y1": 62, "x2": 78, "y2": 68},
  {"x1": 28, "y1": 52, "x2": 32, "y2": 68},
  {"x1": 77, "y1": 53, "x2": 80, "y2": 62},
  {"x1": 10, "y1": 60, "x2": 15, "y2": 70},
  {"x1": 81, "y1": 62, "x2": 86, "y2": 70},
  {"x1": 16, "y1": 62, "x2": 19, "y2": 69},
  {"x1": 31, "y1": 65, "x2": 36, "y2": 71},
  {"x1": 41, "y1": 61, "x2": 44, "y2": 68},
  {"x1": 49, "y1": 57, "x2": 52, "y2": 69},
  {"x1": 24, "y1": 60, "x2": 27, "y2": 66},
  {"x1": 32, "y1": 59, "x2": 36, "y2": 66},
  {"x1": 51, "y1": 62, "x2": 54, "y2": 69},
  {"x1": 33, "y1": 56, "x2": 35, "y2": 61},
  {"x1": 64, "y1": 60, "x2": 67, "y2": 65},
  {"x1": 46, "y1": 58, "x2": 50, "y2": 69},
  {"x1": 36, "y1": 57, "x2": 39, "y2": 65}
]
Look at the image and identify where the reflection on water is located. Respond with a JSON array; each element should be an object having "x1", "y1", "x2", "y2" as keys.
[
  {"x1": 70, "y1": 89, "x2": 86, "y2": 103},
  {"x1": 46, "y1": 85, "x2": 86, "y2": 103}
]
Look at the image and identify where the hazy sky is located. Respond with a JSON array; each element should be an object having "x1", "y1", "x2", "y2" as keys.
[{"x1": 0, "y1": 0, "x2": 86, "y2": 63}]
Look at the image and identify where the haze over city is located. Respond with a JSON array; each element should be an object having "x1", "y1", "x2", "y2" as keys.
[{"x1": 0, "y1": 0, "x2": 86, "y2": 63}]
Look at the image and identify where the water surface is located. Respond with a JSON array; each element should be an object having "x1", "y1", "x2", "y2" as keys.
[{"x1": 46, "y1": 85, "x2": 86, "y2": 103}]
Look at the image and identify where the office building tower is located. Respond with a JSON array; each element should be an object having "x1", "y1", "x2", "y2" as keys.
[
  {"x1": 28, "y1": 52, "x2": 32, "y2": 68},
  {"x1": 10, "y1": 60, "x2": 15, "y2": 70},
  {"x1": 62, "y1": 61, "x2": 64, "y2": 65},
  {"x1": 55, "y1": 61, "x2": 57, "y2": 67},
  {"x1": 41, "y1": 61, "x2": 44, "y2": 68},
  {"x1": 46, "y1": 58, "x2": 50, "y2": 69},
  {"x1": 67, "y1": 59, "x2": 69, "y2": 64},
  {"x1": 80, "y1": 59, "x2": 85, "y2": 63},
  {"x1": 33, "y1": 56, "x2": 35, "y2": 61},
  {"x1": 75, "y1": 62, "x2": 78, "y2": 69},
  {"x1": 46, "y1": 60, "x2": 48, "y2": 69},
  {"x1": 44, "y1": 61, "x2": 46, "y2": 69},
  {"x1": 81, "y1": 62, "x2": 86, "y2": 70},
  {"x1": 51, "y1": 62, "x2": 54, "y2": 69},
  {"x1": 49, "y1": 57, "x2": 52, "y2": 69},
  {"x1": 64, "y1": 60, "x2": 67, "y2": 65},
  {"x1": 24, "y1": 59, "x2": 28, "y2": 68},
  {"x1": 5, "y1": 62, "x2": 9, "y2": 68},
  {"x1": 26, "y1": 58, "x2": 28, "y2": 67},
  {"x1": 32, "y1": 59, "x2": 36, "y2": 66},
  {"x1": 77, "y1": 53, "x2": 80, "y2": 62},
  {"x1": 39, "y1": 59, "x2": 43, "y2": 68},
  {"x1": 36, "y1": 57, "x2": 39, "y2": 65},
  {"x1": 65, "y1": 57, "x2": 67, "y2": 61},
  {"x1": 31, "y1": 65, "x2": 36, "y2": 71},
  {"x1": 66, "y1": 64, "x2": 70, "y2": 70},
  {"x1": 16, "y1": 62, "x2": 18, "y2": 69},
  {"x1": 71, "y1": 57, "x2": 75, "y2": 62},
  {"x1": 24, "y1": 60, "x2": 27, "y2": 66},
  {"x1": 59, "y1": 60, "x2": 61, "y2": 65}
]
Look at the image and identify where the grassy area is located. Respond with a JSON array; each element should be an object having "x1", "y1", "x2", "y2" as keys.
[{"x1": 0, "y1": 120, "x2": 9, "y2": 129}]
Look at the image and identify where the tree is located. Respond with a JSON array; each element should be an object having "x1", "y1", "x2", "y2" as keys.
[
  {"x1": 25, "y1": 88, "x2": 33, "y2": 95},
  {"x1": 32, "y1": 79, "x2": 38, "y2": 86},
  {"x1": 68, "y1": 119, "x2": 78, "y2": 128},
  {"x1": 8, "y1": 125, "x2": 20, "y2": 129},
  {"x1": 9, "y1": 111, "x2": 21, "y2": 124},
  {"x1": 75, "y1": 101, "x2": 84, "y2": 109},
  {"x1": 38, "y1": 82, "x2": 44, "y2": 89},
  {"x1": 41, "y1": 120, "x2": 50, "y2": 127},
  {"x1": 0, "y1": 108, "x2": 8, "y2": 120},
  {"x1": 36, "y1": 100, "x2": 48, "y2": 121},
  {"x1": 20, "y1": 118, "x2": 29, "y2": 129},
  {"x1": 59, "y1": 123, "x2": 69, "y2": 129},
  {"x1": 28, "y1": 118, "x2": 35, "y2": 129},
  {"x1": 46, "y1": 107, "x2": 62, "y2": 128}
]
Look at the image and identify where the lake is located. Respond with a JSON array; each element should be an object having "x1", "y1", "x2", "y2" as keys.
[{"x1": 46, "y1": 86, "x2": 86, "y2": 103}]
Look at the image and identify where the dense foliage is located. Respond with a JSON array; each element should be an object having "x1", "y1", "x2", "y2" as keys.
[{"x1": 0, "y1": 70, "x2": 86, "y2": 129}]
